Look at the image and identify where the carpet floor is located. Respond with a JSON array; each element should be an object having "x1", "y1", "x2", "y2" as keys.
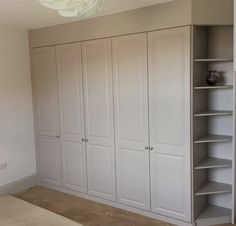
[
  {"x1": 0, "y1": 195, "x2": 82, "y2": 226},
  {"x1": 15, "y1": 186, "x2": 233, "y2": 226}
]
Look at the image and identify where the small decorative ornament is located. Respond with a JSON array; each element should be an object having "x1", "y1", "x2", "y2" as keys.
[
  {"x1": 207, "y1": 70, "x2": 219, "y2": 86},
  {"x1": 38, "y1": 0, "x2": 104, "y2": 18}
]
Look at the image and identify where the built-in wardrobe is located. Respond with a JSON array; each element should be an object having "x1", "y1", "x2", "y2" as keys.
[{"x1": 32, "y1": 23, "x2": 235, "y2": 226}]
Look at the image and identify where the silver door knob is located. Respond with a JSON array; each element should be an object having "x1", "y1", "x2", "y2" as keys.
[
  {"x1": 85, "y1": 139, "x2": 88, "y2": 142},
  {"x1": 145, "y1": 146, "x2": 149, "y2": 150},
  {"x1": 82, "y1": 138, "x2": 85, "y2": 142},
  {"x1": 56, "y1": 135, "x2": 60, "y2": 139},
  {"x1": 149, "y1": 147, "x2": 153, "y2": 150}
]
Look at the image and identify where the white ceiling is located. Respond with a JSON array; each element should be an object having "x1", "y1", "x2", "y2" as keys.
[{"x1": 0, "y1": 0, "x2": 173, "y2": 30}]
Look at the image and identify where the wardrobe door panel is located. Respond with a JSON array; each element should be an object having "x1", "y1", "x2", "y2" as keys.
[
  {"x1": 86, "y1": 144, "x2": 114, "y2": 199},
  {"x1": 56, "y1": 43, "x2": 87, "y2": 193},
  {"x1": 112, "y1": 33, "x2": 150, "y2": 210},
  {"x1": 148, "y1": 26, "x2": 191, "y2": 221},
  {"x1": 56, "y1": 43, "x2": 85, "y2": 141},
  {"x1": 151, "y1": 153, "x2": 186, "y2": 214},
  {"x1": 38, "y1": 136, "x2": 62, "y2": 186},
  {"x1": 61, "y1": 140, "x2": 87, "y2": 192},
  {"x1": 33, "y1": 47, "x2": 59, "y2": 137},
  {"x1": 82, "y1": 39, "x2": 116, "y2": 201},
  {"x1": 33, "y1": 47, "x2": 62, "y2": 186},
  {"x1": 116, "y1": 147, "x2": 150, "y2": 210}
]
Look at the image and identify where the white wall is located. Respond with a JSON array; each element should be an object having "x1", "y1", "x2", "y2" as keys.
[
  {"x1": 234, "y1": 0, "x2": 236, "y2": 71},
  {"x1": 0, "y1": 28, "x2": 36, "y2": 186}
]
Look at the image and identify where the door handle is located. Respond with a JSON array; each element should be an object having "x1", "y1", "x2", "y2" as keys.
[
  {"x1": 145, "y1": 146, "x2": 149, "y2": 150},
  {"x1": 56, "y1": 135, "x2": 60, "y2": 139},
  {"x1": 149, "y1": 147, "x2": 153, "y2": 150}
]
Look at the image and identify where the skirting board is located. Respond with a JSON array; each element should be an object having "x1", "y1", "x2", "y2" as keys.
[
  {"x1": 0, "y1": 174, "x2": 38, "y2": 196},
  {"x1": 40, "y1": 182, "x2": 194, "y2": 226}
]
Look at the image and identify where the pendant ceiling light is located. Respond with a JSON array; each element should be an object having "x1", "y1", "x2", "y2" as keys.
[{"x1": 38, "y1": 0, "x2": 104, "y2": 18}]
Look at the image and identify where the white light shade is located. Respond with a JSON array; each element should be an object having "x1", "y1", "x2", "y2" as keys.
[{"x1": 38, "y1": 0, "x2": 103, "y2": 18}]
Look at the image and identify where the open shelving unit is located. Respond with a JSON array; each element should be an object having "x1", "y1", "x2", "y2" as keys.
[{"x1": 192, "y1": 25, "x2": 235, "y2": 226}]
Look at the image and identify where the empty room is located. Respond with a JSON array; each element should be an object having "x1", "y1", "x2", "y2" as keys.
[{"x1": 0, "y1": 0, "x2": 236, "y2": 226}]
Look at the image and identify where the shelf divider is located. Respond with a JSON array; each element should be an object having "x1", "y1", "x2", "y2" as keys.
[
  {"x1": 196, "y1": 205, "x2": 231, "y2": 225},
  {"x1": 195, "y1": 158, "x2": 232, "y2": 170},
  {"x1": 195, "y1": 182, "x2": 232, "y2": 196},
  {"x1": 194, "y1": 110, "x2": 233, "y2": 117},
  {"x1": 194, "y1": 134, "x2": 232, "y2": 144},
  {"x1": 194, "y1": 58, "x2": 233, "y2": 62},
  {"x1": 194, "y1": 85, "x2": 233, "y2": 90}
]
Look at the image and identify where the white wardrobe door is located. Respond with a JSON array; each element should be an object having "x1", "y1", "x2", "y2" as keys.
[
  {"x1": 82, "y1": 38, "x2": 116, "y2": 201},
  {"x1": 56, "y1": 43, "x2": 87, "y2": 193},
  {"x1": 33, "y1": 47, "x2": 59, "y2": 137},
  {"x1": 38, "y1": 136, "x2": 62, "y2": 186},
  {"x1": 112, "y1": 33, "x2": 150, "y2": 210},
  {"x1": 148, "y1": 26, "x2": 191, "y2": 221}
]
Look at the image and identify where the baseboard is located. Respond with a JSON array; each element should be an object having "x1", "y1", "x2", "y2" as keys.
[
  {"x1": 40, "y1": 182, "x2": 194, "y2": 226},
  {"x1": 0, "y1": 174, "x2": 39, "y2": 196}
]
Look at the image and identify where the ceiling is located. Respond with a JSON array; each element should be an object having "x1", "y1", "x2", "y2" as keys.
[{"x1": 0, "y1": 0, "x2": 173, "y2": 30}]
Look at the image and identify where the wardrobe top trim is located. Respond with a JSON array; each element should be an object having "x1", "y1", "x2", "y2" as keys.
[{"x1": 31, "y1": 24, "x2": 190, "y2": 49}]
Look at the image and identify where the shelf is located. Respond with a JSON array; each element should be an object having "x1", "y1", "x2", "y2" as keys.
[
  {"x1": 194, "y1": 110, "x2": 233, "y2": 117},
  {"x1": 194, "y1": 85, "x2": 233, "y2": 90},
  {"x1": 194, "y1": 58, "x2": 233, "y2": 62},
  {"x1": 195, "y1": 158, "x2": 232, "y2": 170},
  {"x1": 194, "y1": 134, "x2": 232, "y2": 144},
  {"x1": 195, "y1": 182, "x2": 232, "y2": 196},
  {"x1": 196, "y1": 205, "x2": 231, "y2": 223}
]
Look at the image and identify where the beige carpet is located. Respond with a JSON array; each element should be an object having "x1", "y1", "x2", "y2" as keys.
[
  {"x1": 0, "y1": 195, "x2": 82, "y2": 226},
  {"x1": 16, "y1": 186, "x2": 174, "y2": 226},
  {"x1": 15, "y1": 186, "x2": 235, "y2": 226}
]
